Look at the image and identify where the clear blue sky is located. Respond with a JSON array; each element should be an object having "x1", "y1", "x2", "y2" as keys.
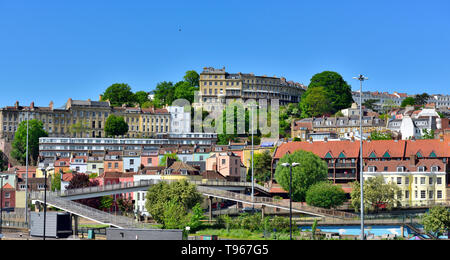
[{"x1": 1, "y1": 0, "x2": 449, "y2": 108}]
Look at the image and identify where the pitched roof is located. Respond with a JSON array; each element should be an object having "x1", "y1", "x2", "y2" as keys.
[
  {"x1": 274, "y1": 140, "x2": 361, "y2": 159},
  {"x1": 2, "y1": 183, "x2": 14, "y2": 189},
  {"x1": 405, "y1": 139, "x2": 450, "y2": 158},
  {"x1": 362, "y1": 140, "x2": 407, "y2": 158}
]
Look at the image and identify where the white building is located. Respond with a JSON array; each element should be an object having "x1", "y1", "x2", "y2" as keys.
[
  {"x1": 428, "y1": 94, "x2": 450, "y2": 109},
  {"x1": 167, "y1": 106, "x2": 191, "y2": 134}
]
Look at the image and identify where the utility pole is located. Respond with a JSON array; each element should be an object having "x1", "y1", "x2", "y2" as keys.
[{"x1": 353, "y1": 74, "x2": 368, "y2": 240}]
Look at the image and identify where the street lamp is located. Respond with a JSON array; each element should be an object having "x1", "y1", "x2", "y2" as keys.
[
  {"x1": 248, "y1": 102, "x2": 259, "y2": 203},
  {"x1": 281, "y1": 162, "x2": 300, "y2": 240},
  {"x1": 353, "y1": 74, "x2": 368, "y2": 240},
  {"x1": 39, "y1": 166, "x2": 54, "y2": 240},
  {"x1": 0, "y1": 174, "x2": 8, "y2": 237}
]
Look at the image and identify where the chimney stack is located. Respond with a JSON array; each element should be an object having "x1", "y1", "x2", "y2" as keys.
[
  {"x1": 30, "y1": 102, "x2": 35, "y2": 110},
  {"x1": 15, "y1": 101, "x2": 19, "y2": 109},
  {"x1": 49, "y1": 101, "x2": 54, "y2": 110},
  {"x1": 99, "y1": 95, "x2": 103, "y2": 101}
]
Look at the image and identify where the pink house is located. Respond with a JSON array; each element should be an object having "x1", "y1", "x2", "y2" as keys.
[
  {"x1": 206, "y1": 152, "x2": 246, "y2": 182},
  {"x1": 141, "y1": 149, "x2": 160, "y2": 167}
]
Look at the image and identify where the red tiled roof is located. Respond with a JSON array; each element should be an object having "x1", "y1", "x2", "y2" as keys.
[
  {"x1": 2, "y1": 183, "x2": 14, "y2": 189},
  {"x1": 274, "y1": 140, "x2": 361, "y2": 159},
  {"x1": 363, "y1": 140, "x2": 407, "y2": 158},
  {"x1": 405, "y1": 139, "x2": 450, "y2": 158}
]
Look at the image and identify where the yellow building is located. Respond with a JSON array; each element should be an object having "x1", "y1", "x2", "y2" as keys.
[{"x1": 197, "y1": 67, "x2": 305, "y2": 110}]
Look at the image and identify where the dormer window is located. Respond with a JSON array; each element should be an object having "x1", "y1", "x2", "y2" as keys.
[
  {"x1": 417, "y1": 166, "x2": 425, "y2": 172},
  {"x1": 397, "y1": 166, "x2": 404, "y2": 172},
  {"x1": 368, "y1": 166, "x2": 376, "y2": 172},
  {"x1": 431, "y1": 166, "x2": 439, "y2": 172}
]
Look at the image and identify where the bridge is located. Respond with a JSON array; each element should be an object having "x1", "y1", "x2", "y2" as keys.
[{"x1": 29, "y1": 179, "x2": 356, "y2": 229}]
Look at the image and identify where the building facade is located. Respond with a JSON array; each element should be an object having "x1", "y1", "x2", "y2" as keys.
[{"x1": 197, "y1": 67, "x2": 306, "y2": 109}]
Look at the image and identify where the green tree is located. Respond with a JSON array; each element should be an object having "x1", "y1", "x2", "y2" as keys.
[
  {"x1": 101, "y1": 83, "x2": 135, "y2": 107},
  {"x1": 350, "y1": 176, "x2": 400, "y2": 212},
  {"x1": 362, "y1": 99, "x2": 379, "y2": 112},
  {"x1": 186, "y1": 203, "x2": 205, "y2": 231},
  {"x1": 401, "y1": 97, "x2": 416, "y2": 107},
  {"x1": 306, "y1": 181, "x2": 347, "y2": 209},
  {"x1": 174, "y1": 81, "x2": 197, "y2": 104},
  {"x1": 414, "y1": 93, "x2": 430, "y2": 106},
  {"x1": 422, "y1": 129, "x2": 435, "y2": 139},
  {"x1": 153, "y1": 81, "x2": 176, "y2": 106},
  {"x1": 99, "y1": 196, "x2": 114, "y2": 211},
  {"x1": 247, "y1": 150, "x2": 272, "y2": 184},
  {"x1": 163, "y1": 200, "x2": 189, "y2": 229},
  {"x1": 51, "y1": 170, "x2": 62, "y2": 191},
  {"x1": 11, "y1": 119, "x2": 48, "y2": 165},
  {"x1": 422, "y1": 206, "x2": 450, "y2": 239},
  {"x1": 370, "y1": 130, "x2": 392, "y2": 140},
  {"x1": 300, "y1": 87, "x2": 333, "y2": 118},
  {"x1": 183, "y1": 70, "x2": 200, "y2": 87},
  {"x1": 0, "y1": 150, "x2": 8, "y2": 171},
  {"x1": 105, "y1": 114, "x2": 129, "y2": 137},
  {"x1": 159, "y1": 153, "x2": 180, "y2": 166},
  {"x1": 307, "y1": 71, "x2": 353, "y2": 114},
  {"x1": 274, "y1": 150, "x2": 328, "y2": 202},
  {"x1": 145, "y1": 180, "x2": 203, "y2": 225},
  {"x1": 134, "y1": 91, "x2": 150, "y2": 106}
]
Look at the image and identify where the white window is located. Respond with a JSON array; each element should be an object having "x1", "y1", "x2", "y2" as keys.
[
  {"x1": 418, "y1": 166, "x2": 425, "y2": 172},
  {"x1": 397, "y1": 166, "x2": 404, "y2": 172},
  {"x1": 397, "y1": 177, "x2": 402, "y2": 185},
  {"x1": 431, "y1": 166, "x2": 439, "y2": 172},
  {"x1": 437, "y1": 177, "x2": 442, "y2": 185},
  {"x1": 437, "y1": 190, "x2": 442, "y2": 199},
  {"x1": 420, "y1": 177, "x2": 426, "y2": 185},
  {"x1": 420, "y1": 190, "x2": 426, "y2": 199},
  {"x1": 368, "y1": 166, "x2": 376, "y2": 172}
]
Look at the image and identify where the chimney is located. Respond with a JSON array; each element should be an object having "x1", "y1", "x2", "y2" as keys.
[
  {"x1": 409, "y1": 154, "x2": 416, "y2": 166},
  {"x1": 15, "y1": 101, "x2": 19, "y2": 109},
  {"x1": 30, "y1": 102, "x2": 35, "y2": 110},
  {"x1": 49, "y1": 101, "x2": 54, "y2": 110},
  {"x1": 324, "y1": 137, "x2": 328, "y2": 143},
  {"x1": 99, "y1": 95, "x2": 103, "y2": 101},
  {"x1": 67, "y1": 98, "x2": 72, "y2": 109}
]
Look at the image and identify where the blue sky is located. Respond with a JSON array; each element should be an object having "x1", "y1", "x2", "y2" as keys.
[{"x1": 1, "y1": 0, "x2": 449, "y2": 108}]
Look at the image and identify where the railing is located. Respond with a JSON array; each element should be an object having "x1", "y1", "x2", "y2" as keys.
[
  {"x1": 30, "y1": 191, "x2": 148, "y2": 229},
  {"x1": 60, "y1": 179, "x2": 271, "y2": 197},
  {"x1": 197, "y1": 186, "x2": 356, "y2": 219}
]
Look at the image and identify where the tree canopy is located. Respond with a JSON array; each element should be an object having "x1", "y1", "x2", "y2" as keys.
[
  {"x1": 101, "y1": 83, "x2": 135, "y2": 107},
  {"x1": 401, "y1": 97, "x2": 416, "y2": 107},
  {"x1": 105, "y1": 115, "x2": 129, "y2": 137},
  {"x1": 300, "y1": 86, "x2": 332, "y2": 118},
  {"x1": 247, "y1": 150, "x2": 272, "y2": 184},
  {"x1": 152, "y1": 70, "x2": 200, "y2": 106},
  {"x1": 274, "y1": 150, "x2": 328, "y2": 202},
  {"x1": 350, "y1": 176, "x2": 400, "y2": 212},
  {"x1": 305, "y1": 181, "x2": 347, "y2": 209},
  {"x1": 145, "y1": 180, "x2": 203, "y2": 226},
  {"x1": 422, "y1": 206, "x2": 450, "y2": 239},
  {"x1": 11, "y1": 119, "x2": 48, "y2": 165},
  {"x1": 307, "y1": 71, "x2": 353, "y2": 114}
]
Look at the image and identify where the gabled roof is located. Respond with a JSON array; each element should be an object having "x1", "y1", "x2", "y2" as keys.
[
  {"x1": 405, "y1": 139, "x2": 450, "y2": 158},
  {"x1": 274, "y1": 140, "x2": 360, "y2": 159}
]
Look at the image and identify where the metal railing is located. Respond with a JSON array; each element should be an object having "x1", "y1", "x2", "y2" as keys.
[{"x1": 30, "y1": 191, "x2": 148, "y2": 229}]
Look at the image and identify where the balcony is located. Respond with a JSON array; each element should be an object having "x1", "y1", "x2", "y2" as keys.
[{"x1": 334, "y1": 163, "x2": 357, "y2": 168}]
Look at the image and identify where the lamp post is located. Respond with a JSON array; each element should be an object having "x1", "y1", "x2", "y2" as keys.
[
  {"x1": 353, "y1": 74, "x2": 368, "y2": 240},
  {"x1": 39, "y1": 166, "x2": 54, "y2": 240},
  {"x1": 281, "y1": 162, "x2": 300, "y2": 240},
  {"x1": 248, "y1": 102, "x2": 259, "y2": 203},
  {"x1": 0, "y1": 174, "x2": 8, "y2": 237}
]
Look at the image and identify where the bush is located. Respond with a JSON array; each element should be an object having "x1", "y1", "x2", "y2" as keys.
[{"x1": 305, "y1": 181, "x2": 346, "y2": 209}]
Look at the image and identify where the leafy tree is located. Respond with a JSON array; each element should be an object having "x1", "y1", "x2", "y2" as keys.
[
  {"x1": 51, "y1": 171, "x2": 62, "y2": 191},
  {"x1": 362, "y1": 99, "x2": 380, "y2": 111},
  {"x1": 350, "y1": 176, "x2": 400, "y2": 213},
  {"x1": 381, "y1": 99, "x2": 398, "y2": 113},
  {"x1": 422, "y1": 129, "x2": 435, "y2": 139},
  {"x1": 414, "y1": 93, "x2": 430, "y2": 106},
  {"x1": 401, "y1": 97, "x2": 416, "y2": 107},
  {"x1": 134, "y1": 91, "x2": 150, "y2": 106},
  {"x1": 0, "y1": 150, "x2": 8, "y2": 171},
  {"x1": 300, "y1": 87, "x2": 332, "y2": 118},
  {"x1": 101, "y1": 83, "x2": 135, "y2": 107},
  {"x1": 247, "y1": 150, "x2": 272, "y2": 184},
  {"x1": 174, "y1": 81, "x2": 197, "y2": 104},
  {"x1": 117, "y1": 197, "x2": 134, "y2": 215},
  {"x1": 11, "y1": 119, "x2": 48, "y2": 165},
  {"x1": 145, "y1": 180, "x2": 203, "y2": 225},
  {"x1": 105, "y1": 114, "x2": 129, "y2": 137},
  {"x1": 153, "y1": 81, "x2": 176, "y2": 106},
  {"x1": 307, "y1": 71, "x2": 353, "y2": 114},
  {"x1": 159, "y1": 153, "x2": 180, "y2": 166},
  {"x1": 422, "y1": 206, "x2": 450, "y2": 239},
  {"x1": 183, "y1": 70, "x2": 200, "y2": 87},
  {"x1": 370, "y1": 130, "x2": 392, "y2": 140},
  {"x1": 279, "y1": 103, "x2": 302, "y2": 137},
  {"x1": 274, "y1": 150, "x2": 328, "y2": 202},
  {"x1": 305, "y1": 181, "x2": 346, "y2": 209},
  {"x1": 186, "y1": 203, "x2": 205, "y2": 231},
  {"x1": 163, "y1": 199, "x2": 189, "y2": 229},
  {"x1": 99, "y1": 196, "x2": 114, "y2": 211}
]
